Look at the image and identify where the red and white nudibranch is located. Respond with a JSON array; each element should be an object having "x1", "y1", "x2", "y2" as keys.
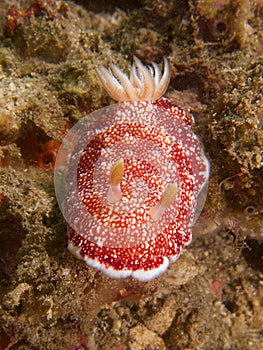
[{"x1": 54, "y1": 57, "x2": 209, "y2": 281}]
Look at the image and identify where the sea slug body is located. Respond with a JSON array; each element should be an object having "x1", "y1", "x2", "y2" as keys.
[{"x1": 54, "y1": 56, "x2": 209, "y2": 281}]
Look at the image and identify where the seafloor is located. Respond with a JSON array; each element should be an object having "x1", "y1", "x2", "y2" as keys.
[{"x1": 0, "y1": 0, "x2": 262, "y2": 349}]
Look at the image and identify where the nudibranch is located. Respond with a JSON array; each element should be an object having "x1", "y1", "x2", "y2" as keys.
[{"x1": 54, "y1": 56, "x2": 209, "y2": 281}]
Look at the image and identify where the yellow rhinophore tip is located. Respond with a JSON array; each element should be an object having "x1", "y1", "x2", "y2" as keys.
[
  {"x1": 149, "y1": 183, "x2": 178, "y2": 221},
  {"x1": 107, "y1": 158, "x2": 125, "y2": 203}
]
